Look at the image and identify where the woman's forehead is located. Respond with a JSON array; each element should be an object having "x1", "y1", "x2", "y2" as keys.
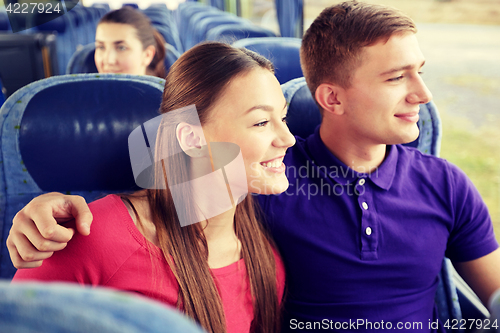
[
  {"x1": 213, "y1": 69, "x2": 284, "y2": 114},
  {"x1": 96, "y1": 23, "x2": 139, "y2": 42}
]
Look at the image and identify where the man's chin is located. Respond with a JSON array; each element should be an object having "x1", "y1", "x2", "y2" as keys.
[{"x1": 386, "y1": 131, "x2": 420, "y2": 146}]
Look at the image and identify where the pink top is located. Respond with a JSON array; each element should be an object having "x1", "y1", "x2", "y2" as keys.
[{"x1": 13, "y1": 194, "x2": 286, "y2": 333}]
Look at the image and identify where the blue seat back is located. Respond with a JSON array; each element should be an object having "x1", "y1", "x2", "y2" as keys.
[
  {"x1": 122, "y1": 3, "x2": 139, "y2": 9},
  {"x1": 143, "y1": 9, "x2": 183, "y2": 52},
  {"x1": 0, "y1": 281, "x2": 206, "y2": 333},
  {"x1": 208, "y1": 0, "x2": 225, "y2": 11},
  {"x1": 0, "y1": 12, "x2": 12, "y2": 31},
  {"x1": 66, "y1": 43, "x2": 98, "y2": 74},
  {"x1": 0, "y1": 74, "x2": 165, "y2": 279},
  {"x1": 92, "y1": 3, "x2": 111, "y2": 13},
  {"x1": 165, "y1": 43, "x2": 181, "y2": 71},
  {"x1": 192, "y1": 16, "x2": 247, "y2": 48},
  {"x1": 0, "y1": 77, "x2": 5, "y2": 108},
  {"x1": 177, "y1": 3, "x2": 218, "y2": 46},
  {"x1": 184, "y1": 10, "x2": 230, "y2": 50},
  {"x1": 206, "y1": 24, "x2": 276, "y2": 43},
  {"x1": 154, "y1": 25, "x2": 183, "y2": 54},
  {"x1": 233, "y1": 37, "x2": 302, "y2": 84},
  {"x1": 35, "y1": 11, "x2": 77, "y2": 75}
]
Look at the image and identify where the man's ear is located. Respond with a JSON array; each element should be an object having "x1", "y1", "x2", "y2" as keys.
[
  {"x1": 176, "y1": 122, "x2": 207, "y2": 158},
  {"x1": 315, "y1": 83, "x2": 345, "y2": 116},
  {"x1": 142, "y1": 45, "x2": 156, "y2": 67}
]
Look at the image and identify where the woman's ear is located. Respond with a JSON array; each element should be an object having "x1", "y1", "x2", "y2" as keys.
[
  {"x1": 142, "y1": 45, "x2": 156, "y2": 67},
  {"x1": 176, "y1": 122, "x2": 207, "y2": 158},
  {"x1": 315, "y1": 83, "x2": 345, "y2": 116}
]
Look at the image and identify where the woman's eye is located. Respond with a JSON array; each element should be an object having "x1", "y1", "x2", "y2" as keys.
[
  {"x1": 96, "y1": 45, "x2": 104, "y2": 50},
  {"x1": 282, "y1": 116, "x2": 288, "y2": 124},
  {"x1": 117, "y1": 45, "x2": 127, "y2": 51},
  {"x1": 254, "y1": 120, "x2": 269, "y2": 127}
]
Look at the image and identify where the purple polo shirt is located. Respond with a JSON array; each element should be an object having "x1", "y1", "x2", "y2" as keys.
[{"x1": 258, "y1": 128, "x2": 498, "y2": 332}]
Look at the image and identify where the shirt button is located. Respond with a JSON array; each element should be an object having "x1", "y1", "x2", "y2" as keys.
[
  {"x1": 362, "y1": 202, "x2": 368, "y2": 210},
  {"x1": 365, "y1": 227, "x2": 372, "y2": 236},
  {"x1": 358, "y1": 178, "x2": 365, "y2": 186}
]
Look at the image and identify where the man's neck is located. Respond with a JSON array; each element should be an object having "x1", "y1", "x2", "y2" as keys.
[{"x1": 319, "y1": 124, "x2": 387, "y2": 174}]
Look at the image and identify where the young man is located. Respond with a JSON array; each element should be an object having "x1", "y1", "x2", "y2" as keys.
[{"x1": 7, "y1": 2, "x2": 500, "y2": 332}]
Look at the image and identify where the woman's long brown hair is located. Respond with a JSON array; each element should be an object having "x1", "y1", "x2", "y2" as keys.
[{"x1": 136, "y1": 42, "x2": 281, "y2": 333}]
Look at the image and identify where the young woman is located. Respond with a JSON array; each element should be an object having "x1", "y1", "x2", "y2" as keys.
[
  {"x1": 94, "y1": 7, "x2": 166, "y2": 78},
  {"x1": 12, "y1": 42, "x2": 295, "y2": 333}
]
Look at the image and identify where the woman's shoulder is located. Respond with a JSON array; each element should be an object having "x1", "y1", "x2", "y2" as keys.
[
  {"x1": 87, "y1": 194, "x2": 137, "y2": 233},
  {"x1": 88, "y1": 194, "x2": 127, "y2": 218},
  {"x1": 64, "y1": 194, "x2": 146, "y2": 257}
]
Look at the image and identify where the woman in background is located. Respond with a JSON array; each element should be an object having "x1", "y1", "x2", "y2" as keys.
[{"x1": 94, "y1": 7, "x2": 166, "y2": 77}]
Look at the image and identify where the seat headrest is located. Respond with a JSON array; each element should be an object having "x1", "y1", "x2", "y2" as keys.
[
  {"x1": 19, "y1": 76, "x2": 163, "y2": 192},
  {"x1": 233, "y1": 37, "x2": 302, "y2": 84},
  {"x1": 66, "y1": 43, "x2": 98, "y2": 74}
]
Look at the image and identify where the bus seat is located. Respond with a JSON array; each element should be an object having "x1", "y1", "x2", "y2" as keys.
[
  {"x1": 280, "y1": 77, "x2": 321, "y2": 139},
  {"x1": 208, "y1": 0, "x2": 225, "y2": 11},
  {"x1": 233, "y1": 37, "x2": 302, "y2": 84},
  {"x1": 142, "y1": 7, "x2": 183, "y2": 52},
  {"x1": 154, "y1": 24, "x2": 183, "y2": 55},
  {"x1": 165, "y1": 43, "x2": 181, "y2": 72},
  {"x1": 192, "y1": 16, "x2": 248, "y2": 49},
  {"x1": 67, "y1": 8, "x2": 88, "y2": 48},
  {"x1": 281, "y1": 76, "x2": 491, "y2": 332},
  {"x1": 35, "y1": 12, "x2": 77, "y2": 75},
  {"x1": 183, "y1": 10, "x2": 232, "y2": 50},
  {"x1": 0, "y1": 77, "x2": 5, "y2": 108},
  {"x1": 0, "y1": 74, "x2": 165, "y2": 280},
  {"x1": 123, "y1": 3, "x2": 139, "y2": 9},
  {"x1": 66, "y1": 43, "x2": 98, "y2": 74},
  {"x1": 0, "y1": 281, "x2": 205, "y2": 333},
  {"x1": 177, "y1": 3, "x2": 218, "y2": 47},
  {"x1": 0, "y1": 33, "x2": 59, "y2": 97},
  {"x1": 206, "y1": 24, "x2": 276, "y2": 44},
  {"x1": 0, "y1": 12, "x2": 12, "y2": 31},
  {"x1": 92, "y1": 3, "x2": 111, "y2": 14}
]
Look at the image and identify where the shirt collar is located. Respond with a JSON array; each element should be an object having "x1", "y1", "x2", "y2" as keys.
[{"x1": 306, "y1": 127, "x2": 398, "y2": 190}]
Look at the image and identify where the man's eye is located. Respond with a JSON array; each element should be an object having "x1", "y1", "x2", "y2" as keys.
[
  {"x1": 96, "y1": 45, "x2": 104, "y2": 50},
  {"x1": 282, "y1": 116, "x2": 288, "y2": 124},
  {"x1": 388, "y1": 75, "x2": 404, "y2": 82},
  {"x1": 254, "y1": 120, "x2": 269, "y2": 127},
  {"x1": 118, "y1": 46, "x2": 127, "y2": 51}
]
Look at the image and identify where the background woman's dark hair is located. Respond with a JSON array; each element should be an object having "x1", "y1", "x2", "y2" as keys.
[
  {"x1": 99, "y1": 7, "x2": 166, "y2": 78},
  {"x1": 139, "y1": 42, "x2": 282, "y2": 333}
]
